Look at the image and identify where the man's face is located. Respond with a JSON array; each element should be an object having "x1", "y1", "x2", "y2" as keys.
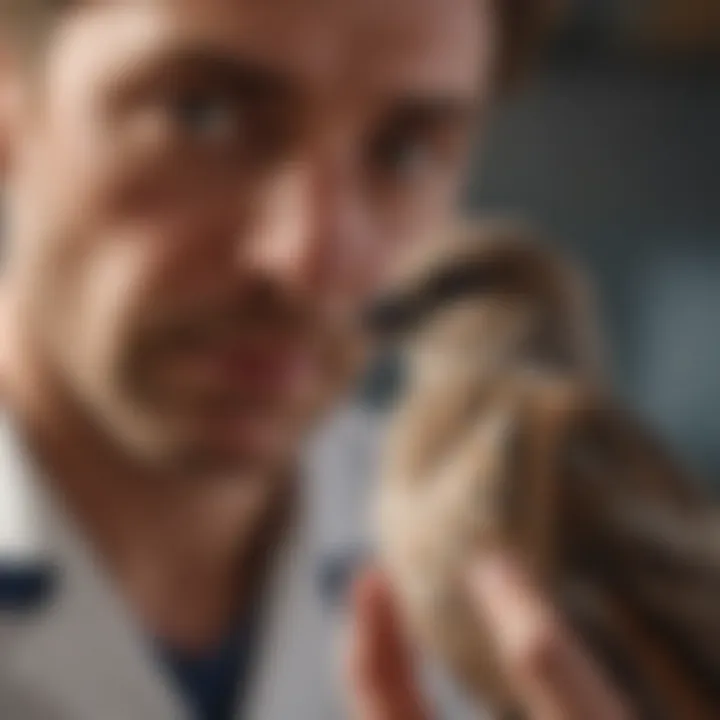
[{"x1": 4, "y1": 0, "x2": 491, "y2": 474}]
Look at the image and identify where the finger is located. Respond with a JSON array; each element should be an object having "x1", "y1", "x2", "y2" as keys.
[
  {"x1": 345, "y1": 567, "x2": 431, "y2": 720},
  {"x1": 466, "y1": 552, "x2": 633, "y2": 720}
]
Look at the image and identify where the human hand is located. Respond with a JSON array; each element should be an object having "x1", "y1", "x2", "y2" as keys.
[{"x1": 346, "y1": 554, "x2": 632, "y2": 720}]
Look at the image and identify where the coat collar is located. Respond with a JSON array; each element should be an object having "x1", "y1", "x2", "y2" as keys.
[
  {"x1": 0, "y1": 414, "x2": 51, "y2": 568},
  {"x1": 0, "y1": 406, "x2": 377, "y2": 720},
  {"x1": 0, "y1": 412, "x2": 190, "y2": 719}
]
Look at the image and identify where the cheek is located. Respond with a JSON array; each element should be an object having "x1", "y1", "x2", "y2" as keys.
[
  {"x1": 338, "y1": 217, "x2": 437, "y2": 310},
  {"x1": 41, "y1": 237, "x2": 165, "y2": 401},
  {"x1": 320, "y1": 328, "x2": 368, "y2": 390},
  {"x1": 292, "y1": 334, "x2": 366, "y2": 428}
]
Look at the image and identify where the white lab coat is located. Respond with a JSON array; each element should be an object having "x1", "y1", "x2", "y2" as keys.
[{"x1": 0, "y1": 408, "x2": 478, "y2": 719}]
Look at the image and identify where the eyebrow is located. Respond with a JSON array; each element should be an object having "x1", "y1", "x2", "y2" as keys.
[
  {"x1": 133, "y1": 46, "x2": 299, "y2": 102},
  {"x1": 381, "y1": 95, "x2": 477, "y2": 130}
]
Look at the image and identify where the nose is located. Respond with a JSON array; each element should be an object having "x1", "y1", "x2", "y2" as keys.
[{"x1": 240, "y1": 147, "x2": 375, "y2": 307}]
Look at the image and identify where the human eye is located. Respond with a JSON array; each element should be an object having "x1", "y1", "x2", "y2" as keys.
[
  {"x1": 165, "y1": 86, "x2": 244, "y2": 149},
  {"x1": 371, "y1": 127, "x2": 437, "y2": 186},
  {"x1": 369, "y1": 102, "x2": 471, "y2": 191}
]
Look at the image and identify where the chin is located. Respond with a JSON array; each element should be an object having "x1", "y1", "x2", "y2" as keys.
[
  {"x1": 166, "y1": 443, "x2": 284, "y2": 478},
  {"x1": 183, "y1": 424, "x2": 300, "y2": 477}
]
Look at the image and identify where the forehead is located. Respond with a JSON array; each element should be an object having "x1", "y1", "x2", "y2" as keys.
[{"x1": 58, "y1": 0, "x2": 491, "y2": 102}]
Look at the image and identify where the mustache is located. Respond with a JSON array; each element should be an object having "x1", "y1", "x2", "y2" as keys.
[{"x1": 140, "y1": 288, "x2": 357, "y2": 349}]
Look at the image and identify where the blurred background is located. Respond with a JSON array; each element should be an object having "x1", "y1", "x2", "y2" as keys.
[{"x1": 363, "y1": 0, "x2": 720, "y2": 484}]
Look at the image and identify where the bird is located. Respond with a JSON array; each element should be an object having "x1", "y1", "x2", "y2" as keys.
[{"x1": 369, "y1": 219, "x2": 720, "y2": 720}]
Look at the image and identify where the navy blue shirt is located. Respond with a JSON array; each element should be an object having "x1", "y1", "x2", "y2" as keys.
[{"x1": 156, "y1": 614, "x2": 259, "y2": 720}]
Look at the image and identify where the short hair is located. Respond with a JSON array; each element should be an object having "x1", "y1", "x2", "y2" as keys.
[
  {"x1": 494, "y1": 0, "x2": 561, "y2": 93},
  {"x1": 0, "y1": 0, "x2": 70, "y2": 60},
  {"x1": 0, "y1": 0, "x2": 559, "y2": 92}
]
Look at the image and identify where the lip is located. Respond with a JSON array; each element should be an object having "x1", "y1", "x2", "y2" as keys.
[{"x1": 206, "y1": 341, "x2": 315, "y2": 395}]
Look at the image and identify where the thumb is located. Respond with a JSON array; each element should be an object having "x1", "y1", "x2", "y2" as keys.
[{"x1": 345, "y1": 567, "x2": 431, "y2": 720}]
